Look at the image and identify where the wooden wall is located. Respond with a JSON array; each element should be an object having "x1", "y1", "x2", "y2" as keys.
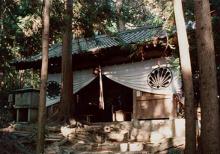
[{"x1": 133, "y1": 91, "x2": 176, "y2": 120}]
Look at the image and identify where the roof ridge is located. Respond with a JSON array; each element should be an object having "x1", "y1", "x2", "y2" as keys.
[
  {"x1": 117, "y1": 25, "x2": 163, "y2": 35},
  {"x1": 72, "y1": 25, "x2": 163, "y2": 41}
]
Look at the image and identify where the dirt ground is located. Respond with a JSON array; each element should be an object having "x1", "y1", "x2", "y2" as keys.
[{"x1": 0, "y1": 132, "x2": 34, "y2": 154}]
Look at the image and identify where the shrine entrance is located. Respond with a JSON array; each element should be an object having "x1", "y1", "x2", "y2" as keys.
[{"x1": 75, "y1": 76, "x2": 133, "y2": 122}]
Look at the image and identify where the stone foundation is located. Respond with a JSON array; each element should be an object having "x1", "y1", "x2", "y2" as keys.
[{"x1": 100, "y1": 119, "x2": 186, "y2": 143}]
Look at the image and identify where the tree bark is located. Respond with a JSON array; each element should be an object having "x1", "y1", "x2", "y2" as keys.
[
  {"x1": 173, "y1": 0, "x2": 196, "y2": 153},
  {"x1": 194, "y1": 0, "x2": 220, "y2": 153},
  {"x1": 116, "y1": 0, "x2": 125, "y2": 31},
  {"x1": 61, "y1": 0, "x2": 74, "y2": 121},
  {"x1": 36, "y1": 0, "x2": 50, "y2": 153}
]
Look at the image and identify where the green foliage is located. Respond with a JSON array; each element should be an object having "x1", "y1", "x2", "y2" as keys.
[
  {"x1": 71, "y1": 0, "x2": 115, "y2": 37},
  {"x1": 0, "y1": 0, "x2": 43, "y2": 101},
  {"x1": 0, "y1": 0, "x2": 68, "y2": 94},
  {"x1": 70, "y1": 0, "x2": 174, "y2": 36}
]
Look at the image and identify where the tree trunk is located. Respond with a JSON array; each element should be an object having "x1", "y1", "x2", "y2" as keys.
[
  {"x1": 116, "y1": 0, "x2": 125, "y2": 31},
  {"x1": 36, "y1": 0, "x2": 50, "y2": 153},
  {"x1": 194, "y1": 0, "x2": 220, "y2": 153},
  {"x1": 173, "y1": 0, "x2": 196, "y2": 153},
  {"x1": 61, "y1": 0, "x2": 74, "y2": 121}
]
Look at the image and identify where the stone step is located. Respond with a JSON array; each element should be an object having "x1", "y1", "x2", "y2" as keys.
[
  {"x1": 61, "y1": 149, "x2": 150, "y2": 154},
  {"x1": 59, "y1": 140, "x2": 184, "y2": 154},
  {"x1": 60, "y1": 142, "x2": 149, "y2": 154}
]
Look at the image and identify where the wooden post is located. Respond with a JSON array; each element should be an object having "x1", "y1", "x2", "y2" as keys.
[
  {"x1": 132, "y1": 89, "x2": 137, "y2": 120},
  {"x1": 173, "y1": 0, "x2": 196, "y2": 153},
  {"x1": 132, "y1": 89, "x2": 141, "y2": 128},
  {"x1": 28, "y1": 108, "x2": 30, "y2": 122},
  {"x1": 16, "y1": 109, "x2": 19, "y2": 122}
]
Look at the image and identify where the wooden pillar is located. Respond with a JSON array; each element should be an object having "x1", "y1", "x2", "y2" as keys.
[
  {"x1": 132, "y1": 89, "x2": 141, "y2": 128},
  {"x1": 132, "y1": 89, "x2": 137, "y2": 120},
  {"x1": 16, "y1": 109, "x2": 19, "y2": 122},
  {"x1": 28, "y1": 108, "x2": 31, "y2": 122},
  {"x1": 170, "y1": 94, "x2": 177, "y2": 119}
]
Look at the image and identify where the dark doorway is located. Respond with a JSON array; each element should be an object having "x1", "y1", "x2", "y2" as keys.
[
  {"x1": 75, "y1": 76, "x2": 133, "y2": 122},
  {"x1": 18, "y1": 108, "x2": 28, "y2": 122}
]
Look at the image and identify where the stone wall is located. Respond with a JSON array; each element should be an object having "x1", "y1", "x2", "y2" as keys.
[{"x1": 102, "y1": 119, "x2": 186, "y2": 143}]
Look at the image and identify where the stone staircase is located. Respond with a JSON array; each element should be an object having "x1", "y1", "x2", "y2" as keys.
[{"x1": 45, "y1": 121, "x2": 184, "y2": 154}]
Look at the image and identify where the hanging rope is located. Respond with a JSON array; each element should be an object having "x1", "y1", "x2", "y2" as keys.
[{"x1": 99, "y1": 66, "x2": 104, "y2": 110}]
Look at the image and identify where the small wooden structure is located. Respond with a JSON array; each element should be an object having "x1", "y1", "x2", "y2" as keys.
[{"x1": 13, "y1": 88, "x2": 39, "y2": 122}]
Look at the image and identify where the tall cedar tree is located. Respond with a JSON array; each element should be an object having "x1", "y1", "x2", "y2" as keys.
[
  {"x1": 36, "y1": 0, "x2": 50, "y2": 153},
  {"x1": 173, "y1": 0, "x2": 196, "y2": 153},
  {"x1": 194, "y1": 0, "x2": 220, "y2": 153},
  {"x1": 116, "y1": 0, "x2": 125, "y2": 31},
  {"x1": 61, "y1": 0, "x2": 74, "y2": 121}
]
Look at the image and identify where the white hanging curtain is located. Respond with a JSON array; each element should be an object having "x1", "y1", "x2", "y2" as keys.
[
  {"x1": 72, "y1": 69, "x2": 97, "y2": 93},
  {"x1": 102, "y1": 57, "x2": 182, "y2": 95},
  {"x1": 46, "y1": 97, "x2": 60, "y2": 107},
  {"x1": 48, "y1": 69, "x2": 96, "y2": 93},
  {"x1": 46, "y1": 69, "x2": 96, "y2": 106},
  {"x1": 46, "y1": 57, "x2": 182, "y2": 107}
]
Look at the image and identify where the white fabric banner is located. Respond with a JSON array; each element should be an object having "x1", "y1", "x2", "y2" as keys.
[
  {"x1": 102, "y1": 57, "x2": 182, "y2": 94},
  {"x1": 46, "y1": 69, "x2": 96, "y2": 106},
  {"x1": 46, "y1": 97, "x2": 60, "y2": 107},
  {"x1": 46, "y1": 57, "x2": 182, "y2": 106}
]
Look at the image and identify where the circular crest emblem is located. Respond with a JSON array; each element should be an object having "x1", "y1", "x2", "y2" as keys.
[
  {"x1": 47, "y1": 81, "x2": 61, "y2": 99},
  {"x1": 147, "y1": 67, "x2": 173, "y2": 89}
]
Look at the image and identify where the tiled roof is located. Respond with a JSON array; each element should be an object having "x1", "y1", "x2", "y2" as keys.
[{"x1": 16, "y1": 26, "x2": 166, "y2": 63}]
